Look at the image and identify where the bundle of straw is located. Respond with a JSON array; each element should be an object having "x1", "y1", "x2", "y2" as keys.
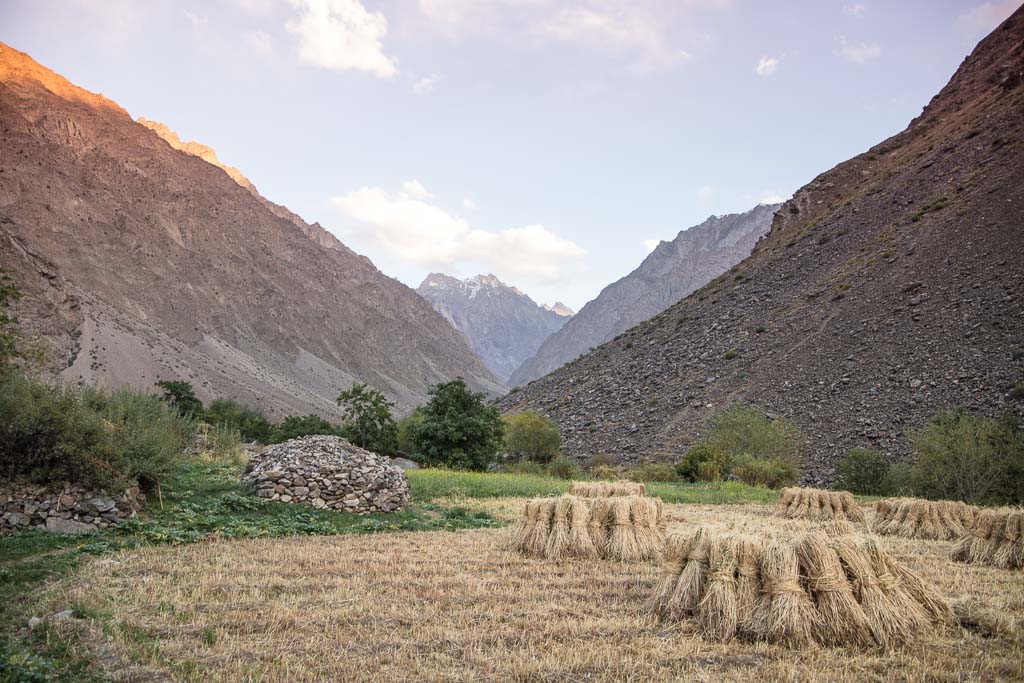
[
  {"x1": 568, "y1": 480, "x2": 647, "y2": 497},
  {"x1": 512, "y1": 499, "x2": 540, "y2": 552},
  {"x1": 606, "y1": 497, "x2": 643, "y2": 562},
  {"x1": 874, "y1": 498, "x2": 979, "y2": 541},
  {"x1": 776, "y1": 487, "x2": 865, "y2": 524},
  {"x1": 566, "y1": 496, "x2": 598, "y2": 559},
  {"x1": 653, "y1": 528, "x2": 952, "y2": 649},
  {"x1": 952, "y1": 507, "x2": 1024, "y2": 570},
  {"x1": 587, "y1": 498, "x2": 611, "y2": 553},
  {"x1": 521, "y1": 498, "x2": 554, "y2": 557}
]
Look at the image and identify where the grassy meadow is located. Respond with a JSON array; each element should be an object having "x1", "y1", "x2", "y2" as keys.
[{"x1": 3, "y1": 465, "x2": 1022, "y2": 681}]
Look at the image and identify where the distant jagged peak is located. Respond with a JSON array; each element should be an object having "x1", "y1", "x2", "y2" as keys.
[
  {"x1": 543, "y1": 302, "x2": 574, "y2": 317},
  {"x1": 0, "y1": 41, "x2": 126, "y2": 115},
  {"x1": 137, "y1": 117, "x2": 255, "y2": 193}
]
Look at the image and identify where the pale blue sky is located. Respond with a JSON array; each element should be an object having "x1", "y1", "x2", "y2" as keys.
[{"x1": 1, "y1": 0, "x2": 1018, "y2": 310}]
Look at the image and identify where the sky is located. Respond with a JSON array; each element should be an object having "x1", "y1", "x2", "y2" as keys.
[{"x1": 1, "y1": 0, "x2": 1019, "y2": 311}]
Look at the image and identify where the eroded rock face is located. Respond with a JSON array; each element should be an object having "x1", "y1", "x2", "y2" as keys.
[{"x1": 242, "y1": 436, "x2": 411, "y2": 514}]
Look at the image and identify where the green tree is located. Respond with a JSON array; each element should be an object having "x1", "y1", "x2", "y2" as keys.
[
  {"x1": 411, "y1": 379, "x2": 504, "y2": 471},
  {"x1": 836, "y1": 448, "x2": 890, "y2": 495},
  {"x1": 503, "y1": 411, "x2": 561, "y2": 463},
  {"x1": 396, "y1": 408, "x2": 425, "y2": 456},
  {"x1": 204, "y1": 398, "x2": 274, "y2": 443},
  {"x1": 336, "y1": 382, "x2": 398, "y2": 455},
  {"x1": 154, "y1": 380, "x2": 203, "y2": 417},
  {"x1": 270, "y1": 414, "x2": 340, "y2": 443}
]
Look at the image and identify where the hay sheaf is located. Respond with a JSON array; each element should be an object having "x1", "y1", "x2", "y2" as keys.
[
  {"x1": 568, "y1": 481, "x2": 647, "y2": 497},
  {"x1": 651, "y1": 528, "x2": 952, "y2": 649},
  {"x1": 511, "y1": 494, "x2": 665, "y2": 562},
  {"x1": 775, "y1": 487, "x2": 866, "y2": 524},
  {"x1": 952, "y1": 507, "x2": 1024, "y2": 570},
  {"x1": 874, "y1": 498, "x2": 978, "y2": 541}
]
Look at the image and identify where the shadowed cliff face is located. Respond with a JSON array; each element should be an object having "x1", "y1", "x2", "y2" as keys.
[
  {"x1": 417, "y1": 273, "x2": 572, "y2": 383},
  {"x1": 0, "y1": 41, "x2": 503, "y2": 418},
  {"x1": 500, "y1": 10, "x2": 1024, "y2": 482},
  {"x1": 510, "y1": 204, "x2": 779, "y2": 387}
]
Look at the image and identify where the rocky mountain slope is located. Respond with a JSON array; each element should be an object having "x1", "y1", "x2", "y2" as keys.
[
  {"x1": 0, "y1": 42, "x2": 503, "y2": 417},
  {"x1": 500, "y1": 10, "x2": 1024, "y2": 481},
  {"x1": 417, "y1": 273, "x2": 572, "y2": 382},
  {"x1": 510, "y1": 204, "x2": 778, "y2": 386}
]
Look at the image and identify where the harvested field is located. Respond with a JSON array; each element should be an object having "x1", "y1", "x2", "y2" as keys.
[
  {"x1": 53, "y1": 500, "x2": 1024, "y2": 682},
  {"x1": 569, "y1": 480, "x2": 647, "y2": 497},
  {"x1": 774, "y1": 487, "x2": 866, "y2": 524},
  {"x1": 874, "y1": 498, "x2": 978, "y2": 541}
]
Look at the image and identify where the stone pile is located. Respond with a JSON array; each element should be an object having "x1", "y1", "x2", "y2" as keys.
[
  {"x1": 243, "y1": 435, "x2": 411, "y2": 514},
  {"x1": 1, "y1": 482, "x2": 144, "y2": 535}
]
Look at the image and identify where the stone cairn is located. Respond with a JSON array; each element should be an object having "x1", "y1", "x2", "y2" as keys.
[
  {"x1": 1, "y1": 482, "x2": 144, "y2": 535},
  {"x1": 243, "y1": 435, "x2": 411, "y2": 514}
]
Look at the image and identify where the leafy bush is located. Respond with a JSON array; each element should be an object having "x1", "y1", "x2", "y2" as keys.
[
  {"x1": 547, "y1": 456, "x2": 582, "y2": 480},
  {"x1": 203, "y1": 399, "x2": 273, "y2": 443},
  {"x1": 410, "y1": 379, "x2": 504, "y2": 471},
  {"x1": 703, "y1": 405, "x2": 804, "y2": 468},
  {"x1": 626, "y1": 462, "x2": 679, "y2": 483},
  {"x1": 502, "y1": 411, "x2": 561, "y2": 463},
  {"x1": 0, "y1": 374, "x2": 192, "y2": 491},
  {"x1": 730, "y1": 455, "x2": 799, "y2": 489},
  {"x1": 836, "y1": 448, "x2": 890, "y2": 495},
  {"x1": 911, "y1": 410, "x2": 1024, "y2": 504},
  {"x1": 336, "y1": 382, "x2": 398, "y2": 455},
  {"x1": 269, "y1": 414, "x2": 341, "y2": 444},
  {"x1": 396, "y1": 409, "x2": 424, "y2": 457},
  {"x1": 588, "y1": 453, "x2": 618, "y2": 469},
  {"x1": 154, "y1": 379, "x2": 203, "y2": 417},
  {"x1": 676, "y1": 443, "x2": 732, "y2": 482},
  {"x1": 883, "y1": 462, "x2": 913, "y2": 496},
  {"x1": 204, "y1": 423, "x2": 247, "y2": 467}
]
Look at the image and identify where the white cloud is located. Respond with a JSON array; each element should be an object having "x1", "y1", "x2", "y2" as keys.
[
  {"x1": 642, "y1": 238, "x2": 660, "y2": 253},
  {"x1": 843, "y1": 4, "x2": 866, "y2": 16},
  {"x1": 286, "y1": 0, "x2": 397, "y2": 77},
  {"x1": 835, "y1": 36, "x2": 881, "y2": 63},
  {"x1": 462, "y1": 198, "x2": 477, "y2": 210},
  {"x1": 247, "y1": 30, "x2": 275, "y2": 55},
  {"x1": 236, "y1": 0, "x2": 275, "y2": 13},
  {"x1": 401, "y1": 179, "x2": 432, "y2": 198},
  {"x1": 759, "y1": 191, "x2": 787, "y2": 204},
  {"x1": 413, "y1": 73, "x2": 440, "y2": 94},
  {"x1": 332, "y1": 182, "x2": 583, "y2": 281},
  {"x1": 183, "y1": 9, "x2": 208, "y2": 27},
  {"x1": 536, "y1": 4, "x2": 692, "y2": 70},
  {"x1": 754, "y1": 55, "x2": 779, "y2": 77},
  {"x1": 956, "y1": 1, "x2": 1023, "y2": 33}
]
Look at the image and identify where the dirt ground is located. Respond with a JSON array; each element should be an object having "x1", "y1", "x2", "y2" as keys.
[{"x1": 55, "y1": 500, "x2": 1024, "y2": 682}]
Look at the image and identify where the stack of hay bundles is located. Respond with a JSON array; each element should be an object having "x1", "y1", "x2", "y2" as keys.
[
  {"x1": 775, "y1": 487, "x2": 866, "y2": 524},
  {"x1": 511, "y1": 494, "x2": 665, "y2": 561},
  {"x1": 568, "y1": 481, "x2": 647, "y2": 497},
  {"x1": 952, "y1": 507, "x2": 1023, "y2": 570},
  {"x1": 873, "y1": 498, "x2": 978, "y2": 541},
  {"x1": 650, "y1": 527, "x2": 952, "y2": 649}
]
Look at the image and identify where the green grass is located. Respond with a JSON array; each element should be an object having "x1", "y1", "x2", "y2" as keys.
[{"x1": 407, "y1": 468, "x2": 778, "y2": 505}]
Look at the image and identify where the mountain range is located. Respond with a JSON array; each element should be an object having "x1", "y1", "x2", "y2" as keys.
[
  {"x1": 0, "y1": 41, "x2": 503, "y2": 418},
  {"x1": 416, "y1": 273, "x2": 572, "y2": 382},
  {"x1": 510, "y1": 203, "x2": 779, "y2": 386},
  {"x1": 499, "y1": 9, "x2": 1024, "y2": 482}
]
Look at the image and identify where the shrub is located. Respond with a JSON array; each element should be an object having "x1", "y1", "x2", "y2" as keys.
[
  {"x1": 911, "y1": 409, "x2": 1024, "y2": 504},
  {"x1": 410, "y1": 379, "x2": 504, "y2": 471},
  {"x1": 269, "y1": 414, "x2": 341, "y2": 443},
  {"x1": 731, "y1": 455, "x2": 799, "y2": 489},
  {"x1": 547, "y1": 456, "x2": 582, "y2": 480},
  {"x1": 154, "y1": 379, "x2": 203, "y2": 417},
  {"x1": 204, "y1": 422, "x2": 247, "y2": 467},
  {"x1": 835, "y1": 448, "x2": 890, "y2": 495},
  {"x1": 203, "y1": 398, "x2": 273, "y2": 443},
  {"x1": 703, "y1": 405, "x2": 804, "y2": 468},
  {"x1": 502, "y1": 411, "x2": 561, "y2": 463},
  {"x1": 676, "y1": 443, "x2": 732, "y2": 482},
  {"x1": 883, "y1": 463, "x2": 913, "y2": 497},
  {"x1": 0, "y1": 374, "x2": 192, "y2": 492},
  {"x1": 626, "y1": 462, "x2": 679, "y2": 483},
  {"x1": 396, "y1": 408, "x2": 424, "y2": 456},
  {"x1": 336, "y1": 382, "x2": 398, "y2": 455}
]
